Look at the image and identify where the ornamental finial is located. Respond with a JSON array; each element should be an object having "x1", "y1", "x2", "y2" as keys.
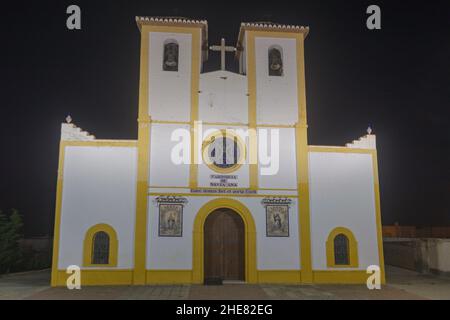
[
  {"x1": 66, "y1": 115, "x2": 72, "y2": 124},
  {"x1": 367, "y1": 125, "x2": 372, "y2": 135}
]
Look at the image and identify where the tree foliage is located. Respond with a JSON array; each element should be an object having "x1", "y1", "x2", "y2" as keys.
[{"x1": 0, "y1": 209, "x2": 24, "y2": 274}]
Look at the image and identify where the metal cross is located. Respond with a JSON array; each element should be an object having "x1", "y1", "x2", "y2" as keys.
[{"x1": 209, "y1": 38, "x2": 236, "y2": 71}]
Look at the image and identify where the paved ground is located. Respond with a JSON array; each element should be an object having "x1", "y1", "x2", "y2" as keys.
[{"x1": 1, "y1": 266, "x2": 449, "y2": 300}]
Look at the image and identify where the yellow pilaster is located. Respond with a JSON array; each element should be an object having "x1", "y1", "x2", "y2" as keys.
[
  {"x1": 296, "y1": 33, "x2": 313, "y2": 283},
  {"x1": 189, "y1": 30, "x2": 201, "y2": 189},
  {"x1": 134, "y1": 24, "x2": 202, "y2": 283},
  {"x1": 133, "y1": 26, "x2": 151, "y2": 284},
  {"x1": 50, "y1": 142, "x2": 65, "y2": 286},
  {"x1": 372, "y1": 151, "x2": 386, "y2": 284},
  {"x1": 295, "y1": 123, "x2": 313, "y2": 283},
  {"x1": 246, "y1": 31, "x2": 258, "y2": 190}
]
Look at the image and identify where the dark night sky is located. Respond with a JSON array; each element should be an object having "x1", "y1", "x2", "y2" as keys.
[{"x1": 1, "y1": 0, "x2": 449, "y2": 236}]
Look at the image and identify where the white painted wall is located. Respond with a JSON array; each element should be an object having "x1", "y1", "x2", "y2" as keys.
[
  {"x1": 308, "y1": 151, "x2": 380, "y2": 270},
  {"x1": 148, "y1": 32, "x2": 193, "y2": 122},
  {"x1": 147, "y1": 196, "x2": 300, "y2": 270},
  {"x1": 199, "y1": 71, "x2": 248, "y2": 124},
  {"x1": 258, "y1": 127, "x2": 297, "y2": 189},
  {"x1": 149, "y1": 123, "x2": 298, "y2": 190},
  {"x1": 254, "y1": 37, "x2": 298, "y2": 125},
  {"x1": 58, "y1": 146, "x2": 137, "y2": 269},
  {"x1": 149, "y1": 123, "x2": 190, "y2": 187}
]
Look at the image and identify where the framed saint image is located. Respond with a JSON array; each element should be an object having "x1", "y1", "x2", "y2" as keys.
[
  {"x1": 266, "y1": 205, "x2": 289, "y2": 237},
  {"x1": 158, "y1": 203, "x2": 183, "y2": 237}
]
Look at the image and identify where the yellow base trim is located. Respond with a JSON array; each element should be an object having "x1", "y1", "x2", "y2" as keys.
[
  {"x1": 146, "y1": 270, "x2": 192, "y2": 284},
  {"x1": 54, "y1": 270, "x2": 133, "y2": 286},
  {"x1": 257, "y1": 270, "x2": 301, "y2": 284},
  {"x1": 312, "y1": 270, "x2": 370, "y2": 284},
  {"x1": 53, "y1": 269, "x2": 378, "y2": 286}
]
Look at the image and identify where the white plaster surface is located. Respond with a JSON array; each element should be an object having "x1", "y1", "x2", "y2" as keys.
[{"x1": 58, "y1": 146, "x2": 137, "y2": 269}]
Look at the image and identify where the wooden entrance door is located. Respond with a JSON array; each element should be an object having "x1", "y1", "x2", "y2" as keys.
[{"x1": 204, "y1": 209, "x2": 245, "y2": 283}]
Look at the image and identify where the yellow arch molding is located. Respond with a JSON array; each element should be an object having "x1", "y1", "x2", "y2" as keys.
[
  {"x1": 192, "y1": 198, "x2": 257, "y2": 284},
  {"x1": 326, "y1": 227, "x2": 359, "y2": 268},
  {"x1": 83, "y1": 224, "x2": 118, "y2": 267},
  {"x1": 201, "y1": 129, "x2": 247, "y2": 174}
]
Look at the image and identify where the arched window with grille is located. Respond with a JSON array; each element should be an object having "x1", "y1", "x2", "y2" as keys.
[
  {"x1": 326, "y1": 227, "x2": 358, "y2": 268},
  {"x1": 163, "y1": 40, "x2": 179, "y2": 71},
  {"x1": 268, "y1": 46, "x2": 283, "y2": 76},
  {"x1": 92, "y1": 231, "x2": 110, "y2": 264},
  {"x1": 333, "y1": 234, "x2": 349, "y2": 265},
  {"x1": 83, "y1": 224, "x2": 118, "y2": 267}
]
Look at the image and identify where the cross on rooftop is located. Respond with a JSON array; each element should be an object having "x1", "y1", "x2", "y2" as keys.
[{"x1": 209, "y1": 38, "x2": 236, "y2": 71}]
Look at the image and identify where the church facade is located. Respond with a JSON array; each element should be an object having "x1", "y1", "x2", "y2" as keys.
[{"x1": 51, "y1": 17, "x2": 385, "y2": 286}]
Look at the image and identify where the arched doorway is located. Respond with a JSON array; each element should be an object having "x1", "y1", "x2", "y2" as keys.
[
  {"x1": 204, "y1": 209, "x2": 245, "y2": 283},
  {"x1": 192, "y1": 198, "x2": 257, "y2": 284}
]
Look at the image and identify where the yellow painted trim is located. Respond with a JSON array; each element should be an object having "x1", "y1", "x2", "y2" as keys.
[
  {"x1": 257, "y1": 188, "x2": 298, "y2": 191},
  {"x1": 149, "y1": 193, "x2": 298, "y2": 198},
  {"x1": 152, "y1": 120, "x2": 191, "y2": 125},
  {"x1": 194, "y1": 187, "x2": 253, "y2": 191},
  {"x1": 246, "y1": 30, "x2": 305, "y2": 40},
  {"x1": 133, "y1": 25, "x2": 151, "y2": 285},
  {"x1": 152, "y1": 120, "x2": 295, "y2": 128},
  {"x1": 237, "y1": 27, "x2": 309, "y2": 54},
  {"x1": 246, "y1": 31, "x2": 258, "y2": 190},
  {"x1": 201, "y1": 129, "x2": 246, "y2": 174},
  {"x1": 326, "y1": 227, "x2": 359, "y2": 268},
  {"x1": 54, "y1": 270, "x2": 133, "y2": 286},
  {"x1": 149, "y1": 186, "x2": 191, "y2": 189},
  {"x1": 246, "y1": 32, "x2": 257, "y2": 128},
  {"x1": 312, "y1": 270, "x2": 369, "y2": 284},
  {"x1": 372, "y1": 151, "x2": 386, "y2": 284},
  {"x1": 146, "y1": 270, "x2": 192, "y2": 284},
  {"x1": 54, "y1": 269, "x2": 372, "y2": 286},
  {"x1": 51, "y1": 142, "x2": 65, "y2": 286},
  {"x1": 295, "y1": 125, "x2": 313, "y2": 283},
  {"x1": 204, "y1": 122, "x2": 248, "y2": 127},
  {"x1": 257, "y1": 270, "x2": 301, "y2": 284},
  {"x1": 61, "y1": 140, "x2": 137, "y2": 147},
  {"x1": 296, "y1": 33, "x2": 307, "y2": 125},
  {"x1": 189, "y1": 28, "x2": 201, "y2": 189},
  {"x1": 83, "y1": 224, "x2": 118, "y2": 267},
  {"x1": 295, "y1": 33, "x2": 312, "y2": 282},
  {"x1": 192, "y1": 198, "x2": 257, "y2": 284},
  {"x1": 308, "y1": 146, "x2": 374, "y2": 154},
  {"x1": 257, "y1": 124, "x2": 296, "y2": 128},
  {"x1": 148, "y1": 186, "x2": 298, "y2": 192},
  {"x1": 189, "y1": 122, "x2": 199, "y2": 188}
]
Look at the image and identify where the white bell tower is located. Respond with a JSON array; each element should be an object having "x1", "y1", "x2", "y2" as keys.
[
  {"x1": 237, "y1": 23, "x2": 309, "y2": 126},
  {"x1": 136, "y1": 17, "x2": 208, "y2": 122}
]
